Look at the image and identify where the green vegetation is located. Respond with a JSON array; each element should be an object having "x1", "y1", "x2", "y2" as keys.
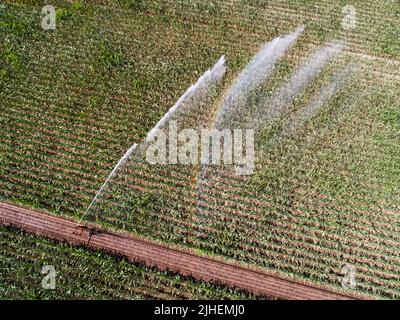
[
  {"x1": 1, "y1": 0, "x2": 399, "y2": 299},
  {"x1": 0, "y1": 43, "x2": 22, "y2": 79},
  {"x1": 117, "y1": 0, "x2": 144, "y2": 11},
  {"x1": 0, "y1": 226, "x2": 258, "y2": 299}
]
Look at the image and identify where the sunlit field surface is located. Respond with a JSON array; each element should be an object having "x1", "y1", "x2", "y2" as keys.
[
  {"x1": 1, "y1": 0, "x2": 399, "y2": 299},
  {"x1": 0, "y1": 226, "x2": 259, "y2": 299}
]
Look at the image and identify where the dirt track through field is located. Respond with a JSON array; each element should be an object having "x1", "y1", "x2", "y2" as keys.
[{"x1": 0, "y1": 202, "x2": 369, "y2": 300}]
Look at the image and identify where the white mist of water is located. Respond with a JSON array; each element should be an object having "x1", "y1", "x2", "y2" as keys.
[
  {"x1": 79, "y1": 143, "x2": 138, "y2": 224},
  {"x1": 146, "y1": 55, "x2": 226, "y2": 141},
  {"x1": 254, "y1": 41, "x2": 345, "y2": 128},
  {"x1": 78, "y1": 56, "x2": 226, "y2": 226},
  {"x1": 196, "y1": 28, "x2": 304, "y2": 217},
  {"x1": 272, "y1": 66, "x2": 354, "y2": 144},
  {"x1": 215, "y1": 26, "x2": 304, "y2": 129}
]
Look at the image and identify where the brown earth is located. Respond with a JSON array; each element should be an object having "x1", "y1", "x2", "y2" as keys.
[{"x1": 0, "y1": 202, "x2": 370, "y2": 300}]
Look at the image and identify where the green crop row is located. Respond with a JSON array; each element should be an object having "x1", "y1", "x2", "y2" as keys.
[
  {"x1": 1, "y1": 0, "x2": 399, "y2": 300},
  {"x1": 0, "y1": 226, "x2": 261, "y2": 300}
]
